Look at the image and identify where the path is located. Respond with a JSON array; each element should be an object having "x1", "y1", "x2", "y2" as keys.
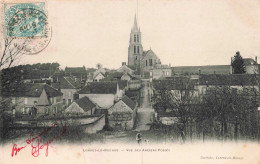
[{"x1": 135, "y1": 80, "x2": 154, "y2": 131}]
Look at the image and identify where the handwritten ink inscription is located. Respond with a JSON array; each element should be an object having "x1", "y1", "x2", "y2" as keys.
[{"x1": 11, "y1": 121, "x2": 67, "y2": 157}]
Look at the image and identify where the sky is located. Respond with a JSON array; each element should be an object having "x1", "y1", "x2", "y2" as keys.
[{"x1": 3, "y1": 0, "x2": 260, "y2": 69}]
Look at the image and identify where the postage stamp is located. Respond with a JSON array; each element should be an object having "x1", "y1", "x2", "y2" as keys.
[
  {"x1": 4, "y1": 2, "x2": 47, "y2": 38},
  {"x1": 2, "y1": 1, "x2": 52, "y2": 55}
]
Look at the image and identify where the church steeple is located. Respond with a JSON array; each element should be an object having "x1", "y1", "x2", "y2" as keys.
[
  {"x1": 132, "y1": 13, "x2": 138, "y2": 31},
  {"x1": 128, "y1": 14, "x2": 143, "y2": 76}
]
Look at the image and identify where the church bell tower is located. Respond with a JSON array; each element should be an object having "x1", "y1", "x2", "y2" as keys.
[{"x1": 128, "y1": 14, "x2": 143, "y2": 75}]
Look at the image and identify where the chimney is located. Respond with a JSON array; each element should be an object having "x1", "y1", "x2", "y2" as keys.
[
  {"x1": 255, "y1": 56, "x2": 257, "y2": 63},
  {"x1": 122, "y1": 62, "x2": 126, "y2": 66}
]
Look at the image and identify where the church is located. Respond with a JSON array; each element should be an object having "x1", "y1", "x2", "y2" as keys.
[{"x1": 127, "y1": 14, "x2": 162, "y2": 78}]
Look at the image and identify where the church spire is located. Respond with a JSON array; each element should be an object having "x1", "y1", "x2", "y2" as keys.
[{"x1": 132, "y1": 13, "x2": 138, "y2": 31}]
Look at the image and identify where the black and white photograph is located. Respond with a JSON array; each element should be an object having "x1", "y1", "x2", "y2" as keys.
[{"x1": 0, "y1": 0, "x2": 260, "y2": 163}]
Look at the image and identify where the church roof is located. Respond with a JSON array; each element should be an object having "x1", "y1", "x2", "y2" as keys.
[{"x1": 142, "y1": 49, "x2": 159, "y2": 60}]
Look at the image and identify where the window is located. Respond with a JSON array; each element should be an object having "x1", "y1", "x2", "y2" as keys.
[
  {"x1": 68, "y1": 99, "x2": 72, "y2": 105},
  {"x1": 134, "y1": 46, "x2": 136, "y2": 53},
  {"x1": 34, "y1": 101, "x2": 37, "y2": 105},
  {"x1": 134, "y1": 35, "x2": 136, "y2": 42},
  {"x1": 22, "y1": 108, "x2": 25, "y2": 114},
  {"x1": 137, "y1": 35, "x2": 139, "y2": 42},
  {"x1": 146, "y1": 60, "x2": 148, "y2": 66},
  {"x1": 24, "y1": 98, "x2": 28, "y2": 104},
  {"x1": 137, "y1": 46, "x2": 139, "y2": 53},
  {"x1": 149, "y1": 59, "x2": 153, "y2": 66},
  {"x1": 136, "y1": 56, "x2": 138, "y2": 60},
  {"x1": 63, "y1": 99, "x2": 66, "y2": 105}
]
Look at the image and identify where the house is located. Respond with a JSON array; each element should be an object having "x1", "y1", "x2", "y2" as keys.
[
  {"x1": 64, "y1": 96, "x2": 98, "y2": 115},
  {"x1": 171, "y1": 57, "x2": 259, "y2": 76},
  {"x1": 117, "y1": 62, "x2": 135, "y2": 75},
  {"x1": 197, "y1": 74, "x2": 259, "y2": 95},
  {"x1": 65, "y1": 66, "x2": 87, "y2": 79},
  {"x1": 108, "y1": 96, "x2": 137, "y2": 130},
  {"x1": 121, "y1": 73, "x2": 133, "y2": 81},
  {"x1": 102, "y1": 72, "x2": 133, "y2": 82},
  {"x1": 93, "y1": 64, "x2": 106, "y2": 79},
  {"x1": 93, "y1": 72, "x2": 105, "y2": 82},
  {"x1": 243, "y1": 57, "x2": 259, "y2": 74},
  {"x1": 1, "y1": 83, "x2": 63, "y2": 117},
  {"x1": 22, "y1": 69, "x2": 54, "y2": 83},
  {"x1": 152, "y1": 77, "x2": 199, "y2": 115},
  {"x1": 51, "y1": 76, "x2": 83, "y2": 107},
  {"x1": 172, "y1": 65, "x2": 231, "y2": 75},
  {"x1": 152, "y1": 64, "x2": 172, "y2": 80},
  {"x1": 77, "y1": 81, "x2": 128, "y2": 109}
]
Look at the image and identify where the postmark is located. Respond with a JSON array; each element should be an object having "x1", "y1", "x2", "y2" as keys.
[
  {"x1": 3, "y1": 2, "x2": 51, "y2": 55},
  {"x1": 4, "y1": 2, "x2": 47, "y2": 38}
]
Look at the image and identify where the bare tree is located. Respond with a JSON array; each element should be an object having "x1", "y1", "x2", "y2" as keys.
[
  {"x1": 0, "y1": 38, "x2": 28, "y2": 69},
  {"x1": 153, "y1": 78, "x2": 200, "y2": 142},
  {"x1": 200, "y1": 85, "x2": 259, "y2": 142}
]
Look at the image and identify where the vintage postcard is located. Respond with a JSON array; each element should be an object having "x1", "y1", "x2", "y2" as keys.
[{"x1": 0, "y1": 0, "x2": 260, "y2": 163}]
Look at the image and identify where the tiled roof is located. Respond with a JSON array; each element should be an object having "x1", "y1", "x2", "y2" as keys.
[
  {"x1": 118, "y1": 65, "x2": 134, "y2": 72},
  {"x1": 199, "y1": 74, "x2": 259, "y2": 86},
  {"x1": 153, "y1": 78, "x2": 196, "y2": 90},
  {"x1": 93, "y1": 71, "x2": 105, "y2": 79},
  {"x1": 78, "y1": 81, "x2": 127, "y2": 94},
  {"x1": 125, "y1": 90, "x2": 139, "y2": 98},
  {"x1": 2, "y1": 83, "x2": 63, "y2": 97},
  {"x1": 74, "y1": 96, "x2": 96, "y2": 112},
  {"x1": 65, "y1": 67, "x2": 86, "y2": 73},
  {"x1": 126, "y1": 65, "x2": 136, "y2": 70},
  {"x1": 51, "y1": 77, "x2": 82, "y2": 89},
  {"x1": 111, "y1": 72, "x2": 124, "y2": 78},
  {"x1": 64, "y1": 77, "x2": 82, "y2": 89},
  {"x1": 243, "y1": 58, "x2": 257, "y2": 66},
  {"x1": 172, "y1": 65, "x2": 230, "y2": 74},
  {"x1": 121, "y1": 96, "x2": 136, "y2": 110},
  {"x1": 93, "y1": 68, "x2": 106, "y2": 78},
  {"x1": 102, "y1": 72, "x2": 132, "y2": 82}
]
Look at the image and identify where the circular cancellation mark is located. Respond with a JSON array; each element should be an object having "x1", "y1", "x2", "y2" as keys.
[{"x1": 7, "y1": 8, "x2": 52, "y2": 55}]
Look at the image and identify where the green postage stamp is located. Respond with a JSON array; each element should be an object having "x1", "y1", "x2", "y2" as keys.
[{"x1": 4, "y1": 2, "x2": 47, "y2": 38}]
